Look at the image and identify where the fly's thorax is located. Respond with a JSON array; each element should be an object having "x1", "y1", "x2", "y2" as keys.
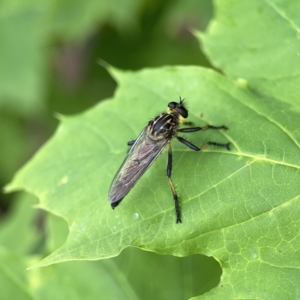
[{"x1": 148, "y1": 113, "x2": 179, "y2": 141}]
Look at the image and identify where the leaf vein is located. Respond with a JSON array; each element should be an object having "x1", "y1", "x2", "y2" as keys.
[{"x1": 264, "y1": 0, "x2": 300, "y2": 34}]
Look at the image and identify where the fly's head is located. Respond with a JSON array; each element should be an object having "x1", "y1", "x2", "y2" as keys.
[{"x1": 167, "y1": 97, "x2": 188, "y2": 119}]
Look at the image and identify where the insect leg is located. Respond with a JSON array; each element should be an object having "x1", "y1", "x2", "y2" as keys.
[
  {"x1": 178, "y1": 124, "x2": 228, "y2": 133},
  {"x1": 182, "y1": 121, "x2": 193, "y2": 126},
  {"x1": 127, "y1": 140, "x2": 135, "y2": 146},
  {"x1": 177, "y1": 136, "x2": 230, "y2": 151},
  {"x1": 126, "y1": 140, "x2": 136, "y2": 153},
  {"x1": 167, "y1": 145, "x2": 181, "y2": 223}
]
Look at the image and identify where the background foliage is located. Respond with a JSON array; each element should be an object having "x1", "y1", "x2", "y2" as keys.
[{"x1": 1, "y1": 0, "x2": 300, "y2": 299}]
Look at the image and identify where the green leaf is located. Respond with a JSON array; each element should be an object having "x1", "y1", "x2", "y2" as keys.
[
  {"x1": 199, "y1": 0, "x2": 300, "y2": 79},
  {"x1": 6, "y1": 65, "x2": 235, "y2": 262},
  {"x1": 0, "y1": 247, "x2": 34, "y2": 300},
  {"x1": 0, "y1": 193, "x2": 40, "y2": 255},
  {"x1": 7, "y1": 61, "x2": 300, "y2": 299}
]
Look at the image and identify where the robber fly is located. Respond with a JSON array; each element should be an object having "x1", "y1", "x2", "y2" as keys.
[{"x1": 108, "y1": 98, "x2": 230, "y2": 223}]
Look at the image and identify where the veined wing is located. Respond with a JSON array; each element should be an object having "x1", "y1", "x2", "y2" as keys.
[{"x1": 108, "y1": 127, "x2": 169, "y2": 207}]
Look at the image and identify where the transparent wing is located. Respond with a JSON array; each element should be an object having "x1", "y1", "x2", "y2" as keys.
[{"x1": 108, "y1": 127, "x2": 169, "y2": 206}]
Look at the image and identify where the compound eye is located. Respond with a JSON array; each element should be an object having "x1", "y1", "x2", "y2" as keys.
[
  {"x1": 168, "y1": 102, "x2": 177, "y2": 109},
  {"x1": 177, "y1": 107, "x2": 188, "y2": 118}
]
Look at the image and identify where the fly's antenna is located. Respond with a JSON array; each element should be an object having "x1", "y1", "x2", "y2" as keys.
[
  {"x1": 176, "y1": 92, "x2": 186, "y2": 105},
  {"x1": 180, "y1": 96, "x2": 185, "y2": 104}
]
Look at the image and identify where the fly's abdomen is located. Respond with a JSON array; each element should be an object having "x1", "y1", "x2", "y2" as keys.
[
  {"x1": 108, "y1": 157, "x2": 144, "y2": 207},
  {"x1": 108, "y1": 131, "x2": 169, "y2": 208}
]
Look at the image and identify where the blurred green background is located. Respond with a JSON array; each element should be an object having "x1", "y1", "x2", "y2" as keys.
[{"x1": 0, "y1": 0, "x2": 221, "y2": 298}]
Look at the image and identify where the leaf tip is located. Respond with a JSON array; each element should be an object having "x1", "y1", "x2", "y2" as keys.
[
  {"x1": 53, "y1": 112, "x2": 66, "y2": 121},
  {"x1": 192, "y1": 29, "x2": 204, "y2": 40},
  {"x1": 26, "y1": 265, "x2": 37, "y2": 271},
  {"x1": 97, "y1": 58, "x2": 109, "y2": 68},
  {"x1": 96, "y1": 60, "x2": 123, "y2": 83},
  {"x1": 3, "y1": 182, "x2": 17, "y2": 194}
]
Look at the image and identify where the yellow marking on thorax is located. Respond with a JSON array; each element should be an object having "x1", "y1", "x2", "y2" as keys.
[
  {"x1": 167, "y1": 108, "x2": 186, "y2": 124},
  {"x1": 179, "y1": 115, "x2": 186, "y2": 123}
]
